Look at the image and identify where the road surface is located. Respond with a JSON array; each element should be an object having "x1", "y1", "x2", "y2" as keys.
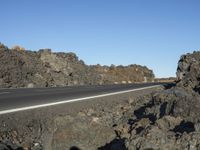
[{"x1": 0, "y1": 83, "x2": 165, "y2": 114}]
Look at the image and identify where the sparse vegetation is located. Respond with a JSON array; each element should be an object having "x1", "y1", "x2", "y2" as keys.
[{"x1": 11, "y1": 45, "x2": 25, "y2": 51}]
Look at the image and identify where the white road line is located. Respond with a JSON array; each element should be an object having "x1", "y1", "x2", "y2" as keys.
[
  {"x1": 0, "y1": 92, "x2": 10, "y2": 95},
  {"x1": 0, "y1": 85, "x2": 161, "y2": 115}
]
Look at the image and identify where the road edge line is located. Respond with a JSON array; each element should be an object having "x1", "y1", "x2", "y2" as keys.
[{"x1": 0, "y1": 85, "x2": 161, "y2": 115}]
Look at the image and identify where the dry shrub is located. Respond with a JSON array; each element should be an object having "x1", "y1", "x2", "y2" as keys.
[{"x1": 12, "y1": 45, "x2": 25, "y2": 51}]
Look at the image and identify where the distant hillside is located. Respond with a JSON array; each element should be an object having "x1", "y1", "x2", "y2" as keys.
[{"x1": 0, "y1": 43, "x2": 154, "y2": 88}]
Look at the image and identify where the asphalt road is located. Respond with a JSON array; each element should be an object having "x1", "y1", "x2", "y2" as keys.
[{"x1": 0, "y1": 83, "x2": 165, "y2": 114}]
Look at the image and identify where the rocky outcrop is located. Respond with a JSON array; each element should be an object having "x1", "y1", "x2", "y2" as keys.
[
  {"x1": 89, "y1": 64, "x2": 154, "y2": 85},
  {"x1": 0, "y1": 43, "x2": 154, "y2": 88},
  {"x1": 100, "y1": 51, "x2": 200, "y2": 149},
  {"x1": 176, "y1": 51, "x2": 200, "y2": 92}
]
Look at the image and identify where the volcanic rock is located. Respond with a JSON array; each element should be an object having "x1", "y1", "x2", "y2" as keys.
[{"x1": 0, "y1": 43, "x2": 154, "y2": 88}]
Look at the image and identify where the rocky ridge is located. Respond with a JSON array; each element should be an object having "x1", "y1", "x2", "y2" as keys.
[{"x1": 0, "y1": 43, "x2": 154, "y2": 88}]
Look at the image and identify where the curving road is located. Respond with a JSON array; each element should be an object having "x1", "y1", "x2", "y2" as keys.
[{"x1": 0, "y1": 83, "x2": 166, "y2": 115}]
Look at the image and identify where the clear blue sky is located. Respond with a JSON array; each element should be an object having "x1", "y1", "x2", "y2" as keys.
[{"x1": 1, "y1": 0, "x2": 200, "y2": 78}]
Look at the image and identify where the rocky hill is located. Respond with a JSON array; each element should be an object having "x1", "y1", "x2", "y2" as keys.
[{"x1": 0, "y1": 43, "x2": 154, "y2": 88}]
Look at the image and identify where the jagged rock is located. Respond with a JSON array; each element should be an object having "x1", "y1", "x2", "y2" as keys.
[
  {"x1": 176, "y1": 51, "x2": 200, "y2": 91},
  {"x1": 0, "y1": 141, "x2": 23, "y2": 150},
  {"x1": 156, "y1": 116, "x2": 182, "y2": 131},
  {"x1": 52, "y1": 114, "x2": 115, "y2": 150},
  {"x1": 99, "y1": 51, "x2": 200, "y2": 150},
  {"x1": 0, "y1": 43, "x2": 155, "y2": 88}
]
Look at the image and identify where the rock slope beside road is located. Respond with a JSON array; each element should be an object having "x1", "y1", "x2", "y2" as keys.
[
  {"x1": 0, "y1": 43, "x2": 154, "y2": 88},
  {"x1": 107, "y1": 51, "x2": 200, "y2": 149}
]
